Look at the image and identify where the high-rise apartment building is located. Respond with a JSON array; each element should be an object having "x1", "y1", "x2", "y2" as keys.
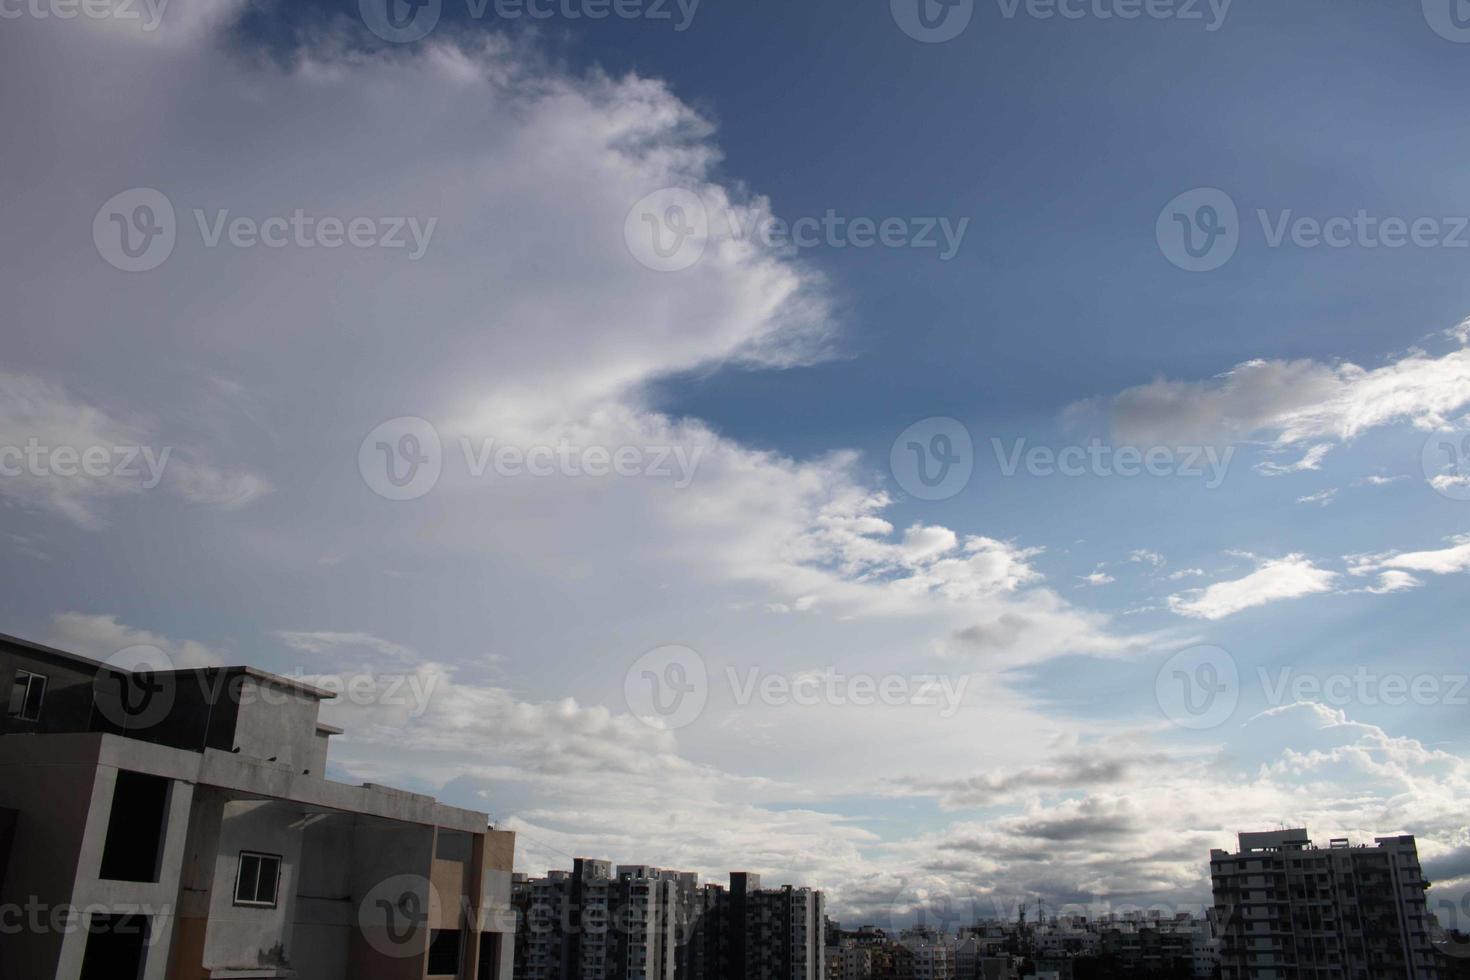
[
  {"x1": 521, "y1": 864, "x2": 826, "y2": 980},
  {"x1": 1211, "y1": 828, "x2": 1439, "y2": 979},
  {"x1": 514, "y1": 859, "x2": 679, "y2": 980}
]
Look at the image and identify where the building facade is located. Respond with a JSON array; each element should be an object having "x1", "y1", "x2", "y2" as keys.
[
  {"x1": 520, "y1": 865, "x2": 825, "y2": 980},
  {"x1": 0, "y1": 631, "x2": 516, "y2": 980},
  {"x1": 1212, "y1": 828, "x2": 1439, "y2": 979},
  {"x1": 514, "y1": 860, "x2": 680, "y2": 980}
]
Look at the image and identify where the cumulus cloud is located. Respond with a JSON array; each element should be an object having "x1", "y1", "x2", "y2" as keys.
[
  {"x1": 1069, "y1": 324, "x2": 1470, "y2": 454},
  {"x1": 1168, "y1": 554, "x2": 1338, "y2": 620},
  {"x1": 7, "y1": 0, "x2": 1464, "y2": 924},
  {"x1": 0, "y1": 371, "x2": 266, "y2": 527},
  {"x1": 45, "y1": 612, "x2": 223, "y2": 669}
]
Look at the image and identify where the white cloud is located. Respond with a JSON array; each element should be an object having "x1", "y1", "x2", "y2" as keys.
[
  {"x1": 274, "y1": 630, "x2": 419, "y2": 662},
  {"x1": 0, "y1": 371, "x2": 269, "y2": 528},
  {"x1": 1296, "y1": 488, "x2": 1337, "y2": 506},
  {"x1": 10, "y1": 0, "x2": 1467, "y2": 923},
  {"x1": 1258, "y1": 443, "x2": 1333, "y2": 476},
  {"x1": 171, "y1": 460, "x2": 272, "y2": 510},
  {"x1": 1168, "y1": 555, "x2": 1338, "y2": 620},
  {"x1": 45, "y1": 612, "x2": 223, "y2": 669},
  {"x1": 1348, "y1": 533, "x2": 1470, "y2": 578},
  {"x1": 1071, "y1": 325, "x2": 1470, "y2": 453}
]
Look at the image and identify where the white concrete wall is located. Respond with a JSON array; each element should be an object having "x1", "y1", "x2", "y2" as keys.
[{"x1": 198, "y1": 798, "x2": 306, "y2": 975}]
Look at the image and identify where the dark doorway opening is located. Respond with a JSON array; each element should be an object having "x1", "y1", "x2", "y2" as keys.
[
  {"x1": 479, "y1": 932, "x2": 502, "y2": 980},
  {"x1": 79, "y1": 914, "x2": 150, "y2": 980},
  {"x1": 98, "y1": 770, "x2": 170, "y2": 882}
]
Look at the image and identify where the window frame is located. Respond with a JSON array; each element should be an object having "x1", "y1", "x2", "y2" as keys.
[
  {"x1": 233, "y1": 850, "x2": 283, "y2": 908},
  {"x1": 7, "y1": 669, "x2": 47, "y2": 721}
]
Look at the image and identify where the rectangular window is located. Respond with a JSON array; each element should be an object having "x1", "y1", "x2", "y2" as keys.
[
  {"x1": 234, "y1": 851, "x2": 281, "y2": 907},
  {"x1": 7, "y1": 670, "x2": 46, "y2": 721}
]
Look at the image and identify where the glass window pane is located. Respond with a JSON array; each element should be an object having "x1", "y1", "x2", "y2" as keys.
[
  {"x1": 22, "y1": 673, "x2": 45, "y2": 721},
  {"x1": 258, "y1": 856, "x2": 279, "y2": 905},
  {"x1": 7, "y1": 672, "x2": 28, "y2": 716},
  {"x1": 236, "y1": 854, "x2": 260, "y2": 903}
]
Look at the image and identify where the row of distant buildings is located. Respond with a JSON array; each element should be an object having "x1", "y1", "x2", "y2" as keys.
[
  {"x1": 825, "y1": 915, "x2": 1217, "y2": 980},
  {"x1": 3, "y1": 630, "x2": 1467, "y2": 979},
  {"x1": 823, "y1": 829, "x2": 1462, "y2": 980},
  {"x1": 512, "y1": 860, "x2": 826, "y2": 980}
]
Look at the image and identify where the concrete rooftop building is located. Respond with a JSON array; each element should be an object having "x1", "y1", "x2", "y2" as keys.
[
  {"x1": 1211, "y1": 828, "x2": 1438, "y2": 979},
  {"x1": 0, "y1": 631, "x2": 516, "y2": 980}
]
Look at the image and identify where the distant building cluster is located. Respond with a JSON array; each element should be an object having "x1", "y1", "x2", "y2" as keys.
[
  {"x1": 824, "y1": 912, "x2": 1218, "y2": 980},
  {"x1": 5, "y1": 632, "x2": 1469, "y2": 980},
  {"x1": 513, "y1": 861, "x2": 826, "y2": 980}
]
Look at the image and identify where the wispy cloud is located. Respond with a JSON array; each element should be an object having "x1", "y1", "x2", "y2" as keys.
[{"x1": 1168, "y1": 554, "x2": 1337, "y2": 620}]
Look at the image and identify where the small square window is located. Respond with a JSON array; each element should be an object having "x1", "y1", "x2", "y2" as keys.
[
  {"x1": 7, "y1": 670, "x2": 46, "y2": 721},
  {"x1": 234, "y1": 851, "x2": 281, "y2": 907}
]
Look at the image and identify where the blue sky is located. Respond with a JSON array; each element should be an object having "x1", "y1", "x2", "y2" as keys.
[{"x1": 2, "y1": 0, "x2": 1469, "y2": 928}]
